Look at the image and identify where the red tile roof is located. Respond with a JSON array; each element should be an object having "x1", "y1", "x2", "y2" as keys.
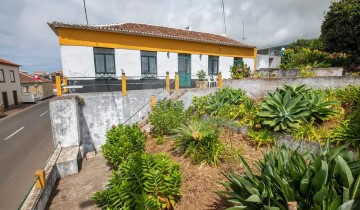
[
  {"x1": 19, "y1": 72, "x2": 52, "y2": 84},
  {"x1": 48, "y1": 22, "x2": 254, "y2": 48},
  {"x1": 0, "y1": 58, "x2": 20, "y2": 67}
]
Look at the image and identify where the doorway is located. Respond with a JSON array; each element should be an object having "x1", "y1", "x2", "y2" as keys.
[
  {"x1": 13, "y1": 91, "x2": 18, "y2": 106},
  {"x1": 2, "y1": 92, "x2": 9, "y2": 109},
  {"x1": 178, "y1": 54, "x2": 192, "y2": 88}
]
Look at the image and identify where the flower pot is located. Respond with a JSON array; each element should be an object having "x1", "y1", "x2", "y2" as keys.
[{"x1": 195, "y1": 80, "x2": 208, "y2": 88}]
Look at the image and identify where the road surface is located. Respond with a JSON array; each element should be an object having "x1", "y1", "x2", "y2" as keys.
[{"x1": 0, "y1": 100, "x2": 54, "y2": 209}]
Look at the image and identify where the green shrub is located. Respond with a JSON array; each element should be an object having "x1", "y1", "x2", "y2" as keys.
[
  {"x1": 206, "y1": 88, "x2": 247, "y2": 116},
  {"x1": 149, "y1": 99, "x2": 185, "y2": 137},
  {"x1": 247, "y1": 129, "x2": 275, "y2": 148},
  {"x1": 258, "y1": 89, "x2": 310, "y2": 131},
  {"x1": 220, "y1": 142, "x2": 360, "y2": 209},
  {"x1": 171, "y1": 120, "x2": 222, "y2": 165},
  {"x1": 305, "y1": 89, "x2": 340, "y2": 122},
  {"x1": 102, "y1": 124, "x2": 145, "y2": 167},
  {"x1": 93, "y1": 153, "x2": 182, "y2": 210},
  {"x1": 230, "y1": 62, "x2": 251, "y2": 79},
  {"x1": 216, "y1": 104, "x2": 246, "y2": 121},
  {"x1": 190, "y1": 95, "x2": 208, "y2": 116}
]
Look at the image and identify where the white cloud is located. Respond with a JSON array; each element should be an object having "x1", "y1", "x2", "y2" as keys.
[{"x1": 0, "y1": 0, "x2": 332, "y2": 73}]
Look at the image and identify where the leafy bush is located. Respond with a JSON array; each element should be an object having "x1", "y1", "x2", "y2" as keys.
[
  {"x1": 196, "y1": 69, "x2": 206, "y2": 81},
  {"x1": 230, "y1": 62, "x2": 251, "y2": 79},
  {"x1": 220, "y1": 142, "x2": 360, "y2": 209},
  {"x1": 93, "y1": 153, "x2": 182, "y2": 210},
  {"x1": 258, "y1": 89, "x2": 310, "y2": 131},
  {"x1": 102, "y1": 124, "x2": 146, "y2": 167},
  {"x1": 149, "y1": 99, "x2": 185, "y2": 137},
  {"x1": 206, "y1": 88, "x2": 247, "y2": 116},
  {"x1": 247, "y1": 129, "x2": 275, "y2": 148},
  {"x1": 190, "y1": 96, "x2": 208, "y2": 116},
  {"x1": 300, "y1": 65, "x2": 315, "y2": 77},
  {"x1": 332, "y1": 85, "x2": 360, "y2": 149},
  {"x1": 171, "y1": 120, "x2": 222, "y2": 165},
  {"x1": 258, "y1": 84, "x2": 339, "y2": 131},
  {"x1": 292, "y1": 119, "x2": 321, "y2": 142}
]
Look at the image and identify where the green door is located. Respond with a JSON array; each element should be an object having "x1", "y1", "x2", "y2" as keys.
[{"x1": 178, "y1": 54, "x2": 191, "y2": 88}]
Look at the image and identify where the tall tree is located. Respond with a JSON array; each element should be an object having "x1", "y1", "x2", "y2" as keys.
[{"x1": 321, "y1": 0, "x2": 360, "y2": 55}]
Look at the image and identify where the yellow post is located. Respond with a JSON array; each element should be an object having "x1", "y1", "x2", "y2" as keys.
[
  {"x1": 34, "y1": 169, "x2": 46, "y2": 189},
  {"x1": 151, "y1": 95, "x2": 156, "y2": 110},
  {"x1": 166, "y1": 72, "x2": 170, "y2": 94},
  {"x1": 175, "y1": 72, "x2": 179, "y2": 92},
  {"x1": 218, "y1": 72, "x2": 223, "y2": 88},
  {"x1": 122, "y1": 73, "x2": 127, "y2": 96},
  {"x1": 253, "y1": 48, "x2": 257, "y2": 71},
  {"x1": 63, "y1": 77, "x2": 68, "y2": 93},
  {"x1": 56, "y1": 74, "x2": 62, "y2": 96}
]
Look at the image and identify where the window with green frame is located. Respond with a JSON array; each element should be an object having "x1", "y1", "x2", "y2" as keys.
[
  {"x1": 93, "y1": 47, "x2": 116, "y2": 75},
  {"x1": 208, "y1": 56, "x2": 219, "y2": 75},
  {"x1": 141, "y1": 51, "x2": 157, "y2": 75},
  {"x1": 234, "y1": 57, "x2": 243, "y2": 66}
]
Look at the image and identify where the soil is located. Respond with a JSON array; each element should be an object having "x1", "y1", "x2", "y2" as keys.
[{"x1": 145, "y1": 128, "x2": 266, "y2": 210}]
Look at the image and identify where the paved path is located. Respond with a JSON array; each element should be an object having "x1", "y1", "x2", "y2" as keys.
[{"x1": 0, "y1": 100, "x2": 54, "y2": 209}]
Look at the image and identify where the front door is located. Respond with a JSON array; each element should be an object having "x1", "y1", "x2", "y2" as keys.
[
  {"x1": 178, "y1": 54, "x2": 191, "y2": 88},
  {"x1": 2, "y1": 92, "x2": 9, "y2": 109},
  {"x1": 13, "y1": 91, "x2": 18, "y2": 106}
]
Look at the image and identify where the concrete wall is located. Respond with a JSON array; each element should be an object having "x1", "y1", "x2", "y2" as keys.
[
  {"x1": 219, "y1": 56, "x2": 233, "y2": 79},
  {"x1": 50, "y1": 89, "x2": 170, "y2": 154},
  {"x1": 223, "y1": 76, "x2": 360, "y2": 98},
  {"x1": 49, "y1": 96, "x2": 80, "y2": 147},
  {"x1": 243, "y1": 58, "x2": 255, "y2": 73},
  {"x1": 258, "y1": 67, "x2": 343, "y2": 78},
  {"x1": 257, "y1": 54, "x2": 281, "y2": 69},
  {"x1": 0, "y1": 64, "x2": 22, "y2": 108}
]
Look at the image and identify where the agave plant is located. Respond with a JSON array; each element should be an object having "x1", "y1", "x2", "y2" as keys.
[
  {"x1": 258, "y1": 89, "x2": 310, "y2": 131},
  {"x1": 305, "y1": 90, "x2": 340, "y2": 121},
  {"x1": 278, "y1": 84, "x2": 309, "y2": 97},
  {"x1": 206, "y1": 88, "x2": 246, "y2": 115},
  {"x1": 220, "y1": 141, "x2": 360, "y2": 210}
]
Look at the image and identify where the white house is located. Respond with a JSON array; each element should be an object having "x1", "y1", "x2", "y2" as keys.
[
  {"x1": 48, "y1": 22, "x2": 257, "y2": 92},
  {"x1": 0, "y1": 58, "x2": 22, "y2": 110}
]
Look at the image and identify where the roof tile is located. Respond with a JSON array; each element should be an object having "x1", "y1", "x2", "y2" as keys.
[{"x1": 0, "y1": 58, "x2": 20, "y2": 67}]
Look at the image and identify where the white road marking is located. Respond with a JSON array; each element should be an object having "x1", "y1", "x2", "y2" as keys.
[
  {"x1": 40, "y1": 111, "x2": 48, "y2": 117},
  {"x1": 4, "y1": 127, "x2": 25, "y2": 141}
]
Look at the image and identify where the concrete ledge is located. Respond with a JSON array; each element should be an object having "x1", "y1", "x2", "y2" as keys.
[
  {"x1": 20, "y1": 144, "x2": 61, "y2": 210},
  {"x1": 258, "y1": 67, "x2": 343, "y2": 78},
  {"x1": 56, "y1": 146, "x2": 81, "y2": 178}
]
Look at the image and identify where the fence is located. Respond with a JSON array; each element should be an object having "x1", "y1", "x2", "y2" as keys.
[{"x1": 55, "y1": 72, "x2": 223, "y2": 96}]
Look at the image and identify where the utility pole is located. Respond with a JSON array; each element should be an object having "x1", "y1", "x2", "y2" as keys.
[
  {"x1": 242, "y1": 21, "x2": 246, "y2": 43},
  {"x1": 83, "y1": 0, "x2": 89, "y2": 25}
]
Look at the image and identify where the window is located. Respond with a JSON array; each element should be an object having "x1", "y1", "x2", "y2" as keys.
[
  {"x1": 9, "y1": 70, "x2": 15, "y2": 82},
  {"x1": 141, "y1": 51, "x2": 157, "y2": 75},
  {"x1": 269, "y1": 57, "x2": 274, "y2": 67},
  {"x1": 208, "y1": 56, "x2": 219, "y2": 75},
  {"x1": 93, "y1": 47, "x2": 116, "y2": 76},
  {"x1": 0, "y1": 69, "x2": 4, "y2": 82},
  {"x1": 22, "y1": 86, "x2": 29, "y2": 93},
  {"x1": 234, "y1": 57, "x2": 243, "y2": 66}
]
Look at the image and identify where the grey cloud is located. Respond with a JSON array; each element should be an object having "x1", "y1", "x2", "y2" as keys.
[{"x1": 0, "y1": 0, "x2": 332, "y2": 73}]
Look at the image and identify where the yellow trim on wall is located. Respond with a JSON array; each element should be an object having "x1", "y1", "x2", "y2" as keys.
[{"x1": 57, "y1": 28, "x2": 256, "y2": 58}]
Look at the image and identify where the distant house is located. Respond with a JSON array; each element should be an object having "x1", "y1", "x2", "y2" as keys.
[
  {"x1": 48, "y1": 21, "x2": 257, "y2": 92},
  {"x1": 19, "y1": 72, "x2": 53, "y2": 102},
  {"x1": 0, "y1": 58, "x2": 22, "y2": 109}
]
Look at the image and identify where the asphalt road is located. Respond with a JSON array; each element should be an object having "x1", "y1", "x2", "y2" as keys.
[{"x1": 0, "y1": 100, "x2": 54, "y2": 210}]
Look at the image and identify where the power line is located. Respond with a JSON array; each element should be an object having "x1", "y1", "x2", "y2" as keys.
[
  {"x1": 221, "y1": 0, "x2": 227, "y2": 36},
  {"x1": 83, "y1": 0, "x2": 89, "y2": 25}
]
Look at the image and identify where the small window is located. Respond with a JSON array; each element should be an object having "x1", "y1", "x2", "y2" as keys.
[
  {"x1": 208, "y1": 56, "x2": 219, "y2": 75},
  {"x1": 93, "y1": 47, "x2": 116, "y2": 76},
  {"x1": 22, "y1": 86, "x2": 29, "y2": 93},
  {"x1": 10, "y1": 70, "x2": 15, "y2": 82},
  {"x1": 0, "y1": 69, "x2": 4, "y2": 82},
  {"x1": 269, "y1": 57, "x2": 274, "y2": 67},
  {"x1": 141, "y1": 51, "x2": 157, "y2": 75},
  {"x1": 234, "y1": 57, "x2": 243, "y2": 66}
]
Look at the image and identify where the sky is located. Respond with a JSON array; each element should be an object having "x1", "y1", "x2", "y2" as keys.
[{"x1": 0, "y1": 0, "x2": 332, "y2": 73}]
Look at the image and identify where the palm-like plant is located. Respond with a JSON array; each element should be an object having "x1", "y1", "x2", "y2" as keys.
[
  {"x1": 258, "y1": 90, "x2": 310, "y2": 131},
  {"x1": 305, "y1": 90, "x2": 340, "y2": 121},
  {"x1": 220, "y1": 141, "x2": 360, "y2": 210}
]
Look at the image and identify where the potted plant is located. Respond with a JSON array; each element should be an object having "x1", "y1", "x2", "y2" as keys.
[{"x1": 195, "y1": 69, "x2": 208, "y2": 88}]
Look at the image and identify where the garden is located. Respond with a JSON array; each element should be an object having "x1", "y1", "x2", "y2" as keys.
[{"x1": 91, "y1": 83, "x2": 360, "y2": 210}]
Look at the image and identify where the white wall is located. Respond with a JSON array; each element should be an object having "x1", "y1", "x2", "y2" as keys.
[
  {"x1": 0, "y1": 64, "x2": 22, "y2": 107},
  {"x1": 158, "y1": 52, "x2": 178, "y2": 79},
  {"x1": 257, "y1": 55, "x2": 281, "y2": 69},
  {"x1": 60, "y1": 46, "x2": 95, "y2": 78},
  {"x1": 243, "y1": 58, "x2": 255, "y2": 73},
  {"x1": 219, "y1": 56, "x2": 233, "y2": 79},
  {"x1": 191, "y1": 54, "x2": 208, "y2": 79},
  {"x1": 115, "y1": 49, "x2": 141, "y2": 78}
]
